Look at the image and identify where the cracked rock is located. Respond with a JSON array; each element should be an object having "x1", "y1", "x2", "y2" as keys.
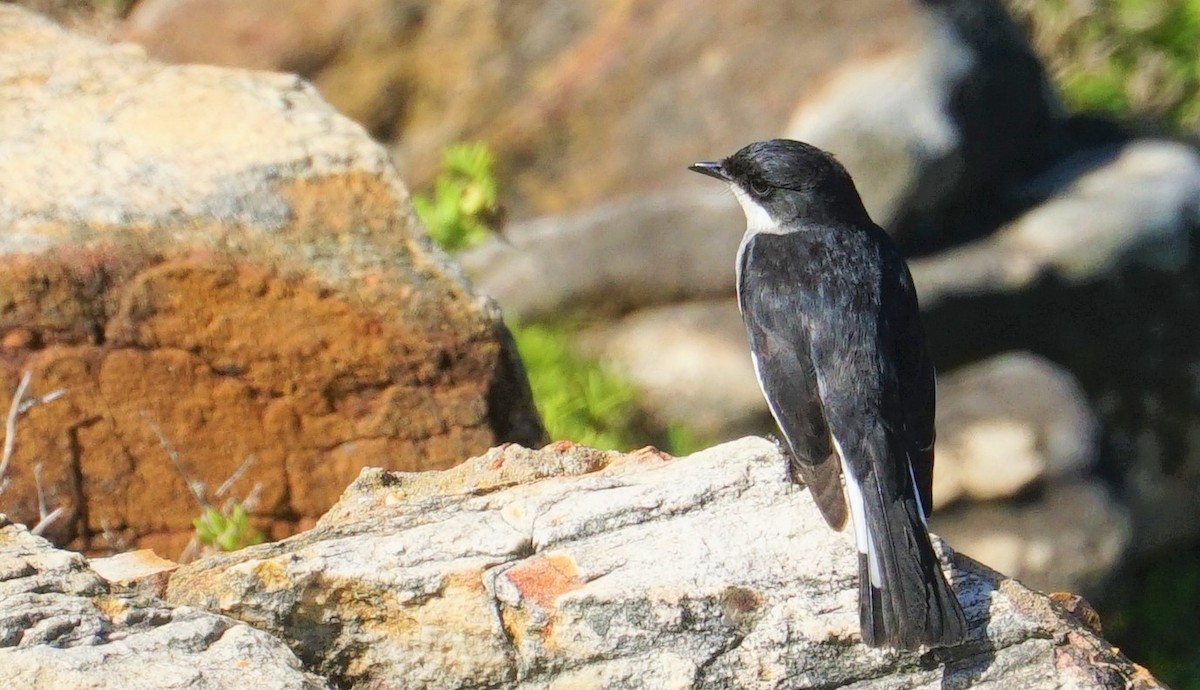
[
  {"x1": 0, "y1": 514, "x2": 330, "y2": 690},
  {"x1": 167, "y1": 438, "x2": 1162, "y2": 689},
  {"x1": 0, "y1": 5, "x2": 543, "y2": 559}
]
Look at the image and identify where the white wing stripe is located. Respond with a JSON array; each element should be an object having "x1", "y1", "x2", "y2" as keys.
[
  {"x1": 908, "y1": 460, "x2": 929, "y2": 527},
  {"x1": 834, "y1": 435, "x2": 881, "y2": 587}
]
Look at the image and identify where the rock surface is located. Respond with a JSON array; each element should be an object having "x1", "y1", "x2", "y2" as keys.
[
  {"x1": 167, "y1": 438, "x2": 1161, "y2": 689},
  {"x1": 0, "y1": 5, "x2": 543, "y2": 559},
  {"x1": 932, "y1": 352, "x2": 1100, "y2": 507},
  {"x1": 912, "y1": 139, "x2": 1200, "y2": 309},
  {"x1": 461, "y1": 190, "x2": 744, "y2": 320},
  {"x1": 0, "y1": 514, "x2": 330, "y2": 690}
]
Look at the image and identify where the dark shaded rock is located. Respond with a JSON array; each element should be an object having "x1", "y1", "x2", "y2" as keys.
[{"x1": 913, "y1": 139, "x2": 1200, "y2": 556}]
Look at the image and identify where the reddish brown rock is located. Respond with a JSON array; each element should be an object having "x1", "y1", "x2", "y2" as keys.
[{"x1": 0, "y1": 6, "x2": 543, "y2": 559}]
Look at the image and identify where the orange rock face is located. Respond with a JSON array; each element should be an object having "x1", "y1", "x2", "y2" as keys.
[{"x1": 0, "y1": 6, "x2": 543, "y2": 558}]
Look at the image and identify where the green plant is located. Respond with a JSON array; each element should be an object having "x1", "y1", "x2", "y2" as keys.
[
  {"x1": 511, "y1": 320, "x2": 642, "y2": 450},
  {"x1": 193, "y1": 502, "x2": 265, "y2": 553},
  {"x1": 412, "y1": 142, "x2": 502, "y2": 252}
]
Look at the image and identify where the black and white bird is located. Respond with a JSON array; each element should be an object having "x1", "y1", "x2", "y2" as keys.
[{"x1": 690, "y1": 139, "x2": 967, "y2": 650}]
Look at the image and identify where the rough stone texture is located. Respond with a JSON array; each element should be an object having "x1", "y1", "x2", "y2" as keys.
[
  {"x1": 933, "y1": 479, "x2": 1131, "y2": 598},
  {"x1": 167, "y1": 438, "x2": 1161, "y2": 690},
  {"x1": 932, "y1": 352, "x2": 1099, "y2": 507},
  {"x1": 90, "y1": 548, "x2": 179, "y2": 598},
  {"x1": 0, "y1": 514, "x2": 331, "y2": 690},
  {"x1": 0, "y1": 5, "x2": 543, "y2": 559}
]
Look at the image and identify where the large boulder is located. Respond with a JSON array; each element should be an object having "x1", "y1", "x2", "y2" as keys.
[
  {"x1": 0, "y1": 5, "x2": 543, "y2": 559},
  {"x1": 167, "y1": 438, "x2": 1163, "y2": 689}
]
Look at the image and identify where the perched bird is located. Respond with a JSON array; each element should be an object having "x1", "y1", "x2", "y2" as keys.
[{"x1": 689, "y1": 139, "x2": 967, "y2": 650}]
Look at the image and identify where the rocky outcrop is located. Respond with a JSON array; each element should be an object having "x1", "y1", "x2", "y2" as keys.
[
  {"x1": 166, "y1": 438, "x2": 1161, "y2": 689},
  {"x1": 111, "y1": 0, "x2": 1054, "y2": 223},
  {"x1": 12, "y1": 0, "x2": 1197, "y2": 641},
  {"x1": 0, "y1": 5, "x2": 543, "y2": 559},
  {"x1": 0, "y1": 514, "x2": 331, "y2": 689}
]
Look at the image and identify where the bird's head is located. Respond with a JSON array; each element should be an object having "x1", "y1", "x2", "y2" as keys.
[{"x1": 690, "y1": 139, "x2": 869, "y2": 231}]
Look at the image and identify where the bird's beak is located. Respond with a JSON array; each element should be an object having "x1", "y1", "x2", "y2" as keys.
[{"x1": 689, "y1": 161, "x2": 730, "y2": 182}]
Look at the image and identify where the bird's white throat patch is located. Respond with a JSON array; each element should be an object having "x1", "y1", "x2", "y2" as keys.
[{"x1": 731, "y1": 186, "x2": 778, "y2": 235}]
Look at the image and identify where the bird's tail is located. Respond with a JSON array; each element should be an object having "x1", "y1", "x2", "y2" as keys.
[{"x1": 855, "y1": 461, "x2": 967, "y2": 650}]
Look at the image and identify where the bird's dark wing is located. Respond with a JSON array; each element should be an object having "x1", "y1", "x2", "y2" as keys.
[
  {"x1": 883, "y1": 258, "x2": 936, "y2": 518},
  {"x1": 739, "y1": 234, "x2": 846, "y2": 530}
]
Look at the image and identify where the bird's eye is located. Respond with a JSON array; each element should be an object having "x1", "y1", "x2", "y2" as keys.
[{"x1": 749, "y1": 179, "x2": 772, "y2": 198}]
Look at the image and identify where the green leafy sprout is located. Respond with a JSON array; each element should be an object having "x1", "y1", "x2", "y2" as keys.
[
  {"x1": 193, "y1": 502, "x2": 265, "y2": 553},
  {"x1": 412, "y1": 142, "x2": 502, "y2": 253}
]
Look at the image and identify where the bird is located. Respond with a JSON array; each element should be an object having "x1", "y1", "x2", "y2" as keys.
[{"x1": 689, "y1": 139, "x2": 967, "y2": 650}]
